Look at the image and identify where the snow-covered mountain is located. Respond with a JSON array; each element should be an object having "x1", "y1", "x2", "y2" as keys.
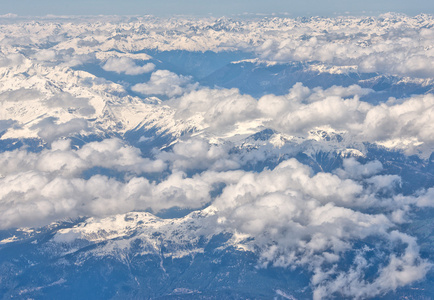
[{"x1": 1, "y1": 14, "x2": 434, "y2": 299}]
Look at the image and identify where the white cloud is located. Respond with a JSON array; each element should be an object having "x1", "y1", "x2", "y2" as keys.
[
  {"x1": 0, "y1": 167, "x2": 240, "y2": 229},
  {"x1": 157, "y1": 138, "x2": 239, "y2": 172},
  {"x1": 102, "y1": 57, "x2": 155, "y2": 75},
  {"x1": 0, "y1": 132, "x2": 430, "y2": 298},
  {"x1": 33, "y1": 49, "x2": 57, "y2": 61},
  {"x1": 44, "y1": 92, "x2": 95, "y2": 116},
  {"x1": 0, "y1": 53, "x2": 25, "y2": 68},
  {"x1": 160, "y1": 84, "x2": 434, "y2": 155},
  {"x1": 210, "y1": 158, "x2": 431, "y2": 299},
  {"x1": 31, "y1": 117, "x2": 89, "y2": 143},
  {"x1": 168, "y1": 87, "x2": 259, "y2": 132},
  {"x1": 2, "y1": 15, "x2": 434, "y2": 77},
  {"x1": 0, "y1": 138, "x2": 166, "y2": 178},
  {"x1": 1, "y1": 16, "x2": 433, "y2": 154},
  {"x1": 255, "y1": 17, "x2": 434, "y2": 78},
  {"x1": 334, "y1": 157, "x2": 383, "y2": 180},
  {"x1": 413, "y1": 187, "x2": 434, "y2": 208},
  {"x1": 0, "y1": 88, "x2": 43, "y2": 102},
  {"x1": 311, "y1": 231, "x2": 431, "y2": 299},
  {"x1": 0, "y1": 138, "x2": 170, "y2": 228},
  {"x1": 132, "y1": 70, "x2": 197, "y2": 97}
]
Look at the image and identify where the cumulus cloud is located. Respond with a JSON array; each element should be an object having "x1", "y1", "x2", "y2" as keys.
[
  {"x1": 44, "y1": 92, "x2": 95, "y2": 115},
  {"x1": 168, "y1": 83, "x2": 434, "y2": 155},
  {"x1": 0, "y1": 138, "x2": 171, "y2": 228},
  {"x1": 0, "y1": 136, "x2": 256, "y2": 229},
  {"x1": 102, "y1": 57, "x2": 155, "y2": 75},
  {"x1": 334, "y1": 157, "x2": 383, "y2": 180},
  {"x1": 257, "y1": 85, "x2": 372, "y2": 135},
  {"x1": 411, "y1": 187, "x2": 434, "y2": 208},
  {"x1": 159, "y1": 83, "x2": 434, "y2": 154},
  {"x1": 255, "y1": 17, "x2": 434, "y2": 78},
  {"x1": 311, "y1": 232, "x2": 431, "y2": 299},
  {"x1": 157, "y1": 138, "x2": 240, "y2": 172},
  {"x1": 167, "y1": 87, "x2": 260, "y2": 134},
  {"x1": 31, "y1": 117, "x2": 89, "y2": 143},
  {"x1": 132, "y1": 70, "x2": 197, "y2": 97},
  {"x1": 210, "y1": 158, "x2": 431, "y2": 299},
  {"x1": 0, "y1": 166, "x2": 239, "y2": 230},
  {"x1": 0, "y1": 138, "x2": 166, "y2": 178},
  {"x1": 0, "y1": 131, "x2": 431, "y2": 298}
]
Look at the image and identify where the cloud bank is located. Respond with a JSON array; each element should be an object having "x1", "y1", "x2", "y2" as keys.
[
  {"x1": 1, "y1": 14, "x2": 433, "y2": 77},
  {"x1": 162, "y1": 83, "x2": 434, "y2": 155}
]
